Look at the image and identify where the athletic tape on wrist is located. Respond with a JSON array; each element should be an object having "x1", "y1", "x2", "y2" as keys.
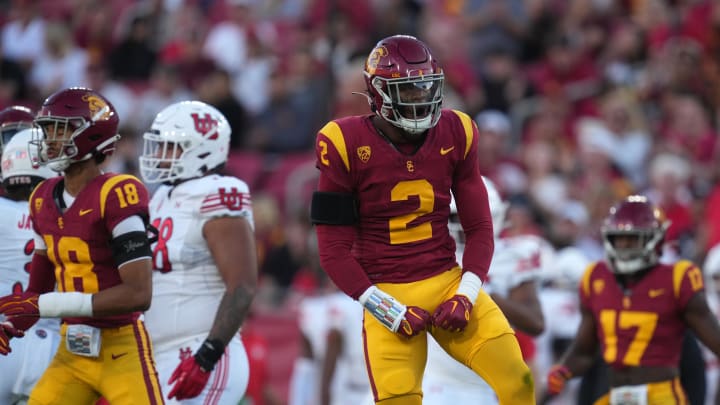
[
  {"x1": 38, "y1": 292, "x2": 93, "y2": 318},
  {"x1": 456, "y1": 272, "x2": 482, "y2": 303}
]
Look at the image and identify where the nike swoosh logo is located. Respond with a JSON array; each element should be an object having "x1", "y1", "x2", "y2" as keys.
[
  {"x1": 79, "y1": 209, "x2": 93, "y2": 216},
  {"x1": 408, "y1": 308, "x2": 422, "y2": 320},
  {"x1": 111, "y1": 352, "x2": 128, "y2": 360},
  {"x1": 440, "y1": 146, "x2": 455, "y2": 155},
  {"x1": 648, "y1": 289, "x2": 665, "y2": 298}
]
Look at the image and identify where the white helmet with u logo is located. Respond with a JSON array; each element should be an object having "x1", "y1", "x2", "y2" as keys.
[{"x1": 140, "y1": 101, "x2": 231, "y2": 184}]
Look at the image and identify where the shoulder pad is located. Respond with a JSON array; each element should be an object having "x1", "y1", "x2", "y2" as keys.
[{"x1": 450, "y1": 109, "x2": 477, "y2": 159}]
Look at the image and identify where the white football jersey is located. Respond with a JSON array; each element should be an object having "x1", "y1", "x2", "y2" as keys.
[
  {"x1": 424, "y1": 235, "x2": 546, "y2": 404},
  {"x1": 298, "y1": 294, "x2": 333, "y2": 363},
  {"x1": 143, "y1": 175, "x2": 254, "y2": 350},
  {"x1": 326, "y1": 292, "x2": 369, "y2": 405},
  {"x1": 0, "y1": 197, "x2": 35, "y2": 296},
  {"x1": 484, "y1": 234, "x2": 551, "y2": 297},
  {"x1": 0, "y1": 197, "x2": 60, "y2": 401},
  {"x1": 289, "y1": 293, "x2": 335, "y2": 405}
]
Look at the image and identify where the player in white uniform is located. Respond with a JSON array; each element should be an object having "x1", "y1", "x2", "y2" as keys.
[
  {"x1": 320, "y1": 291, "x2": 369, "y2": 405},
  {"x1": 0, "y1": 128, "x2": 59, "y2": 404},
  {"x1": 423, "y1": 177, "x2": 546, "y2": 404},
  {"x1": 140, "y1": 101, "x2": 257, "y2": 404},
  {"x1": 535, "y1": 247, "x2": 589, "y2": 403},
  {"x1": 702, "y1": 244, "x2": 720, "y2": 405},
  {"x1": 288, "y1": 290, "x2": 334, "y2": 405}
]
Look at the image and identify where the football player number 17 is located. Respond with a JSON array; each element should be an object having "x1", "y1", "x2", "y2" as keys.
[
  {"x1": 389, "y1": 179, "x2": 434, "y2": 244},
  {"x1": 599, "y1": 309, "x2": 658, "y2": 366}
]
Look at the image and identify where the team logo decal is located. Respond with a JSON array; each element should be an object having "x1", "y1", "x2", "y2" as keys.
[
  {"x1": 179, "y1": 347, "x2": 192, "y2": 361},
  {"x1": 593, "y1": 279, "x2": 604, "y2": 295},
  {"x1": 35, "y1": 198, "x2": 43, "y2": 213},
  {"x1": 82, "y1": 94, "x2": 111, "y2": 120},
  {"x1": 219, "y1": 187, "x2": 245, "y2": 210},
  {"x1": 191, "y1": 113, "x2": 219, "y2": 139},
  {"x1": 366, "y1": 46, "x2": 388, "y2": 75},
  {"x1": 406, "y1": 160, "x2": 414, "y2": 172},
  {"x1": 357, "y1": 146, "x2": 371, "y2": 163}
]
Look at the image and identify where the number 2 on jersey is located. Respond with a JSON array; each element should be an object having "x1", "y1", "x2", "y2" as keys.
[{"x1": 389, "y1": 179, "x2": 434, "y2": 244}]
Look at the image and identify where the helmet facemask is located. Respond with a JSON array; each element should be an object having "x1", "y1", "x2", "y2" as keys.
[
  {"x1": 34, "y1": 116, "x2": 86, "y2": 172},
  {"x1": 33, "y1": 104, "x2": 118, "y2": 172},
  {"x1": 140, "y1": 131, "x2": 194, "y2": 184},
  {"x1": 372, "y1": 73, "x2": 443, "y2": 138},
  {"x1": 602, "y1": 225, "x2": 668, "y2": 274}
]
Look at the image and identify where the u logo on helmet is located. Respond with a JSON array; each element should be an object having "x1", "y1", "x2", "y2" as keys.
[
  {"x1": 81, "y1": 94, "x2": 111, "y2": 120},
  {"x1": 366, "y1": 46, "x2": 388, "y2": 75},
  {"x1": 191, "y1": 113, "x2": 219, "y2": 139}
]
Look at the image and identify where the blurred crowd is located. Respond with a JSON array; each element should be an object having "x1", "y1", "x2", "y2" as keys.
[{"x1": 4, "y1": 0, "x2": 720, "y2": 401}]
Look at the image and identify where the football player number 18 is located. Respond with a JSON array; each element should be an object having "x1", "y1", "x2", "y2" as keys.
[
  {"x1": 389, "y1": 179, "x2": 434, "y2": 244},
  {"x1": 39, "y1": 183, "x2": 142, "y2": 293},
  {"x1": 43, "y1": 235, "x2": 99, "y2": 293}
]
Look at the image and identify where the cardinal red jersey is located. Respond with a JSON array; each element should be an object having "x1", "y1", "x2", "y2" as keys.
[
  {"x1": 315, "y1": 110, "x2": 479, "y2": 283},
  {"x1": 579, "y1": 260, "x2": 704, "y2": 369},
  {"x1": 29, "y1": 173, "x2": 150, "y2": 328}
]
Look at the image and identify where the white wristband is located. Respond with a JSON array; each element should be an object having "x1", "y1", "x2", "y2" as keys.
[
  {"x1": 38, "y1": 292, "x2": 94, "y2": 318},
  {"x1": 358, "y1": 286, "x2": 407, "y2": 332},
  {"x1": 456, "y1": 272, "x2": 483, "y2": 303}
]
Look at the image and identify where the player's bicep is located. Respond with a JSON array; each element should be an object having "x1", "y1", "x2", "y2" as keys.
[
  {"x1": 683, "y1": 291, "x2": 720, "y2": 354},
  {"x1": 508, "y1": 281, "x2": 543, "y2": 316},
  {"x1": 561, "y1": 305, "x2": 598, "y2": 367},
  {"x1": 203, "y1": 215, "x2": 257, "y2": 291},
  {"x1": 111, "y1": 216, "x2": 152, "y2": 268}
]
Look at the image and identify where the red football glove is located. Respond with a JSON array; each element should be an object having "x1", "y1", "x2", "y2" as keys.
[
  {"x1": 167, "y1": 356, "x2": 211, "y2": 400},
  {"x1": 396, "y1": 306, "x2": 431, "y2": 338},
  {"x1": 432, "y1": 294, "x2": 473, "y2": 332},
  {"x1": 546, "y1": 364, "x2": 572, "y2": 395},
  {"x1": 0, "y1": 292, "x2": 40, "y2": 318},
  {"x1": 0, "y1": 321, "x2": 25, "y2": 355}
]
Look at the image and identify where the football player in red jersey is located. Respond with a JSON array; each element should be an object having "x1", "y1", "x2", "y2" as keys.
[
  {"x1": 546, "y1": 195, "x2": 720, "y2": 404},
  {"x1": 0, "y1": 87, "x2": 164, "y2": 404},
  {"x1": 311, "y1": 35, "x2": 534, "y2": 405}
]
